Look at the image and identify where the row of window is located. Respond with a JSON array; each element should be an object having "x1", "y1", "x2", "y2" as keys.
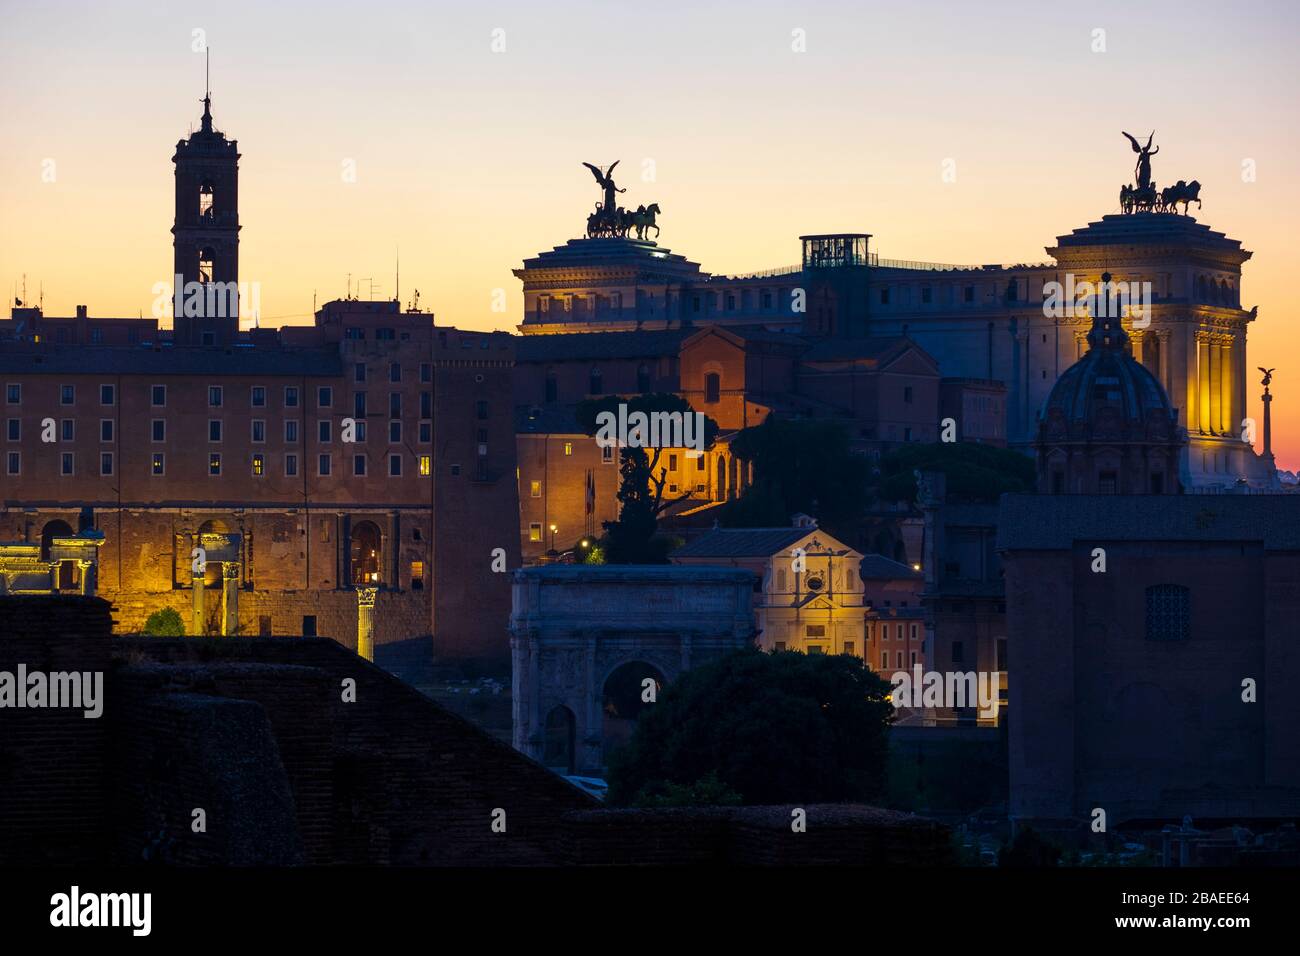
[
  {"x1": 3, "y1": 450, "x2": 434, "y2": 478},
  {"x1": 874, "y1": 623, "x2": 921, "y2": 641},
  {"x1": 3, "y1": 380, "x2": 442, "y2": 412},
  {"x1": 4, "y1": 418, "x2": 436, "y2": 445}
]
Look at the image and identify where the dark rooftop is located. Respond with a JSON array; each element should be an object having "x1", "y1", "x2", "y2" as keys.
[
  {"x1": 672, "y1": 527, "x2": 811, "y2": 558},
  {"x1": 515, "y1": 329, "x2": 691, "y2": 363},
  {"x1": 0, "y1": 346, "x2": 342, "y2": 377},
  {"x1": 996, "y1": 494, "x2": 1300, "y2": 551}
]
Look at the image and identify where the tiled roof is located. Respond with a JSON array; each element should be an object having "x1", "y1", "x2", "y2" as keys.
[
  {"x1": 996, "y1": 494, "x2": 1300, "y2": 550},
  {"x1": 799, "y1": 336, "x2": 914, "y2": 363},
  {"x1": 859, "y1": 554, "x2": 922, "y2": 579},
  {"x1": 0, "y1": 346, "x2": 341, "y2": 377},
  {"x1": 672, "y1": 527, "x2": 808, "y2": 558},
  {"x1": 515, "y1": 329, "x2": 691, "y2": 362}
]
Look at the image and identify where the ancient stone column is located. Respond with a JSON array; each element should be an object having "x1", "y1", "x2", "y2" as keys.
[
  {"x1": 77, "y1": 559, "x2": 95, "y2": 597},
  {"x1": 357, "y1": 586, "x2": 378, "y2": 661},
  {"x1": 221, "y1": 563, "x2": 240, "y2": 636},
  {"x1": 191, "y1": 566, "x2": 205, "y2": 636}
]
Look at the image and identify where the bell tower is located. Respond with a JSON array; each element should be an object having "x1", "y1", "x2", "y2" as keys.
[{"x1": 171, "y1": 60, "x2": 241, "y2": 347}]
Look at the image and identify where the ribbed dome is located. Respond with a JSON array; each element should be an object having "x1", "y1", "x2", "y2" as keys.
[
  {"x1": 1041, "y1": 283, "x2": 1176, "y2": 430},
  {"x1": 1044, "y1": 339, "x2": 1173, "y2": 425}
]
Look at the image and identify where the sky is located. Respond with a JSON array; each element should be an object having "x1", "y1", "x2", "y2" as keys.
[{"x1": 1, "y1": 0, "x2": 1298, "y2": 467}]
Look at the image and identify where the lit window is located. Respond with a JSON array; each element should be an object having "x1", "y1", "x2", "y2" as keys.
[
  {"x1": 530, "y1": 480, "x2": 542, "y2": 498},
  {"x1": 419, "y1": 455, "x2": 431, "y2": 476},
  {"x1": 528, "y1": 523, "x2": 542, "y2": 542},
  {"x1": 208, "y1": 453, "x2": 221, "y2": 476},
  {"x1": 151, "y1": 453, "x2": 164, "y2": 476},
  {"x1": 410, "y1": 560, "x2": 425, "y2": 590},
  {"x1": 564, "y1": 442, "x2": 573, "y2": 456},
  {"x1": 251, "y1": 454, "x2": 265, "y2": 476}
]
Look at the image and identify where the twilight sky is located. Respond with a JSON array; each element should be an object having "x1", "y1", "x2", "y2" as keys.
[{"x1": 1, "y1": 0, "x2": 1297, "y2": 466}]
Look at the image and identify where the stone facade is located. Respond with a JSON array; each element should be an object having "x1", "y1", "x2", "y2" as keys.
[
  {"x1": 998, "y1": 494, "x2": 1300, "y2": 829},
  {"x1": 510, "y1": 564, "x2": 755, "y2": 774},
  {"x1": 510, "y1": 217, "x2": 1274, "y2": 491}
]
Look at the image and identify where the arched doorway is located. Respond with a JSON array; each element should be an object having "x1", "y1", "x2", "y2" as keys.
[
  {"x1": 350, "y1": 520, "x2": 383, "y2": 586},
  {"x1": 197, "y1": 519, "x2": 230, "y2": 587},
  {"x1": 542, "y1": 705, "x2": 576, "y2": 774},
  {"x1": 602, "y1": 661, "x2": 665, "y2": 763},
  {"x1": 41, "y1": 519, "x2": 75, "y2": 590},
  {"x1": 40, "y1": 519, "x2": 73, "y2": 561}
]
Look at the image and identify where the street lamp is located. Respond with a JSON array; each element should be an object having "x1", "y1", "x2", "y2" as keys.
[{"x1": 548, "y1": 523, "x2": 558, "y2": 556}]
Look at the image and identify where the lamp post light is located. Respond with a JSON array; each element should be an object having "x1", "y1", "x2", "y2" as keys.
[{"x1": 548, "y1": 523, "x2": 558, "y2": 556}]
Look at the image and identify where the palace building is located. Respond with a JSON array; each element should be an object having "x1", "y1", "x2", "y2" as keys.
[
  {"x1": 510, "y1": 186, "x2": 1275, "y2": 497},
  {"x1": 0, "y1": 96, "x2": 519, "y2": 663}
]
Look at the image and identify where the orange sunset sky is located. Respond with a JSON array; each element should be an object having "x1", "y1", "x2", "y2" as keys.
[{"x1": 2, "y1": 0, "x2": 1298, "y2": 468}]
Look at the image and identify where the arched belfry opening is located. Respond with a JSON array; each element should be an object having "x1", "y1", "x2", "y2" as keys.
[{"x1": 171, "y1": 77, "x2": 240, "y2": 346}]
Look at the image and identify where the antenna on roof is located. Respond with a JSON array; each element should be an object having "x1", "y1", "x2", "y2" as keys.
[{"x1": 395, "y1": 245, "x2": 400, "y2": 304}]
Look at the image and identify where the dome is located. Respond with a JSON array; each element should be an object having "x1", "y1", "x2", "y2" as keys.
[
  {"x1": 1043, "y1": 337, "x2": 1173, "y2": 426},
  {"x1": 1039, "y1": 284, "x2": 1178, "y2": 439}
]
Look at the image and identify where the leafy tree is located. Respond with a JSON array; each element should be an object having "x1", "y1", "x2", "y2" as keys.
[
  {"x1": 142, "y1": 607, "x2": 185, "y2": 637},
  {"x1": 998, "y1": 826, "x2": 1063, "y2": 868},
  {"x1": 631, "y1": 772, "x2": 743, "y2": 808},
  {"x1": 576, "y1": 393, "x2": 718, "y2": 563},
  {"x1": 875, "y1": 441, "x2": 1035, "y2": 504},
  {"x1": 720, "y1": 416, "x2": 871, "y2": 530},
  {"x1": 607, "y1": 648, "x2": 895, "y2": 806}
]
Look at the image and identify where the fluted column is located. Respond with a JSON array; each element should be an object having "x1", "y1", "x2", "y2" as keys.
[
  {"x1": 1208, "y1": 339, "x2": 1222, "y2": 435},
  {"x1": 1197, "y1": 336, "x2": 1211, "y2": 434},
  {"x1": 357, "y1": 586, "x2": 377, "y2": 660},
  {"x1": 1218, "y1": 340, "x2": 1232, "y2": 436}
]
